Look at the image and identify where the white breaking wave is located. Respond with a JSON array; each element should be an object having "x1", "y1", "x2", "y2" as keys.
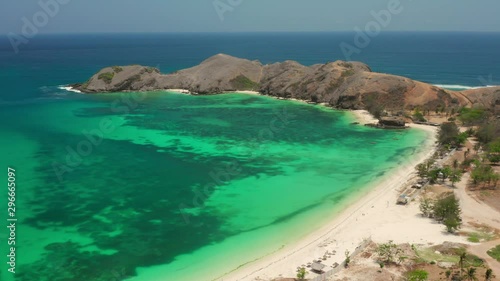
[
  {"x1": 433, "y1": 84, "x2": 498, "y2": 90},
  {"x1": 58, "y1": 86, "x2": 82, "y2": 93}
]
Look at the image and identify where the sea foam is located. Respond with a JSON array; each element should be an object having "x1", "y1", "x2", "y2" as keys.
[
  {"x1": 58, "y1": 86, "x2": 82, "y2": 93},
  {"x1": 434, "y1": 84, "x2": 498, "y2": 90}
]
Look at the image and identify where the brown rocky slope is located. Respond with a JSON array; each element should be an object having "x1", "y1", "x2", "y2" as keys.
[{"x1": 73, "y1": 54, "x2": 499, "y2": 111}]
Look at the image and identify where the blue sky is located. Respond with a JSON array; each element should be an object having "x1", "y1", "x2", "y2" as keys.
[{"x1": 1, "y1": 0, "x2": 500, "y2": 35}]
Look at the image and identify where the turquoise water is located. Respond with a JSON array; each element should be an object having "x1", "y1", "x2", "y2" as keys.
[
  {"x1": 0, "y1": 91, "x2": 429, "y2": 280},
  {"x1": 0, "y1": 32, "x2": 496, "y2": 281}
]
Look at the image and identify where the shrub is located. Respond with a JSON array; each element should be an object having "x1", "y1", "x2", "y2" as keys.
[
  {"x1": 344, "y1": 250, "x2": 351, "y2": 268},
  {"x1": 419, "y1": 197, "x2": 435, "y2": 217},
  {"x1": 98, "y1": 72, "x2": 114, "y2": 84},
  {"x1": 376, "y1": 241, "x2": 403, "y2": 264},
  {"x1": 339, "y1": 62, "x2": 353, "y2": 68},
  {"x1": 414, "y1": 111, "x2": 427, "y2": 122},
  {"x1": 466, "y1": 254, "x2": 484, "y2": 267},
  {"x1": 230, "y1": 75, "x2": 260, "y2": 91},
  {"x1": 459, "y1": 107, "x2": 488, "y2": 125},
  {"x1": 487, "y1": 245, "x2": 500, "y2": 262},
  {"x1": 296, "y1": 267, "x2": 307, "y2": 280},
  {"x1": 407, "y1": 269, "x2": 429, "y2": 281},
  {"x1": 145, "y1": 67, "x2": 158, "y2": 74},
  {"x1": 341, "y1": 69, "x2": 356, "y2": 77}
]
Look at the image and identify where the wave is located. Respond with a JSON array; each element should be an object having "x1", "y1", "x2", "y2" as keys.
[
  {"x1": 58, "y1": 85, "x2": 82, "y2": 93},
  {"x1": 433, "y1": 84, "x2": 498, "y2": 90}
]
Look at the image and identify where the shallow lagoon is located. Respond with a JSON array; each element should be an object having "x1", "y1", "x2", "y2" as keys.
[{"x1": 0, "y1": 91, "x2": 428, "y2": 281}]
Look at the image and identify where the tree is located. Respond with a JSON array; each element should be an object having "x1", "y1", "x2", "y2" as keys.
[
  {"x1": 485, "y1": 268, "x2": 494, "y2": 281},
  {"x1": 438, "y1": 122, "x2": 460, "y2": 146},
  {"x1": 449, "y1": 169, "x2": 463, "y2": 187},
  {"x1": 433, "y1": 194, "x2": 461, "y2": 233},
  {"x1": 428, "y1": 168, "x2": 441, "y2": 184},
  {"x1": 471, "y1": 164, "x2": 499, "y2": 188},
  {"x1": 407, "y1": 269, "x2": 429, "y2": 281},
  {"x1": 459, "y1": 251, "x2": 467, "y2": 276},
  {"x1": 417, "y1": 163, "x2": 430, "y2": 178},
  {"x1": 296, "y1": 267, "x2": 307, "y2": 280},
  {"x1": 476, "y1": 120, "x2": 500, "y2": 144},
  {"x1": 466, "y1": 267, "x2": 477, "y2": 281},
  {"x1": 487, "y1": 138, "x2": 500, "y2": 164},
  {"x1": 444, "y1": 216, "x2": 461, "y2": 233},
  {"x1": 413, "y1": 110, "x2": 427, "y2": 122},
  {"x1": 442, "y1": 166, "x2": 452, "y2": 183},
  {"x1": 456, "y1": 132, "x2": 469, "y2": 147},
  {"x1": 419, "y1": 197, "x2": 435, "y2": 217}
]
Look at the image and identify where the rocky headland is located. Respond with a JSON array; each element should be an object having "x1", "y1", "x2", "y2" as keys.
[{"x1": 72, "y1": 54, "x2": 500, "y2": 114}]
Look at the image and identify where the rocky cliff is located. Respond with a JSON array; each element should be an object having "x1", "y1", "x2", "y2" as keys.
[{"x1": 73, "y1": 54, "x2": 499, "y2": 111}]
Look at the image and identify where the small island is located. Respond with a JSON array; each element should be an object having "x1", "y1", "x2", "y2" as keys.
[{"x1": 72, "y1": 54, "x2": 499, "y2": 119}]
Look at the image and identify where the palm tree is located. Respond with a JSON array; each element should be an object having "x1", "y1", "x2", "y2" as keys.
[
  {"x1": 466, "y1": 267, "x2": 477, "y2": 281},
  {"x1": 485, "y1": 268, "x2": 494, "y2": 281},
  {"x1": 459, "y1": 251, "x2": 467, "y2": 275}
]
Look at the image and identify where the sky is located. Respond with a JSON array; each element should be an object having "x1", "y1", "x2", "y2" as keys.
[{"x1": 1, "y1": 0, "x2": 500, "y2": 35}]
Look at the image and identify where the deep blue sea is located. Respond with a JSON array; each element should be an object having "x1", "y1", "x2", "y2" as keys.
[
  {"x1": 0, "y1": 32, "x2": 499, "y2": 281},
  {"x1": 1, "y1": 32, "x2": 500, "y2": 103}
]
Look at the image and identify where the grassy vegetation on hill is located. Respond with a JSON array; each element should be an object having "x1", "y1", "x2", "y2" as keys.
[
  {"x1": 98, "y1": 72, "x2": 115, "y2": 84},
  {"x1": 230, "y1": 75, "x2": 260, "y2": 91},
  {"x1": 459, "y1": 107, "x2": 488, "y2": 125}
]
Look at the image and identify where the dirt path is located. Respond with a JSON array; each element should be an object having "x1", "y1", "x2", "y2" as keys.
[
  {"x1": 455, "y1": 174, "x2": 500, "y2": 275},
  {"x1": 467, "y1": 239, "x2": 500, "y2": 277},
  {"x1": 455, "y1": 174, "x2": 500, "y2": 230}
]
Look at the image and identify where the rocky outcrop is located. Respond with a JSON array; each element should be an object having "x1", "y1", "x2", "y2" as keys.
[
  {"x1": 365, "y1": 117, "x2": 407, "y2": 129},
  {"x1": 73, "y1": 65, "x2": 163, "y2": 93},
  {"x1": 379, "y1": 117, "x2": 406, "y2": 127},
  {"x1": 73, "y1": 54, "x2": 500, "y2": 111}
]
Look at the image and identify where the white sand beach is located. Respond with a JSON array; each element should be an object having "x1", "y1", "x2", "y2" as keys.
[
  {"x1": 221, "y1": 112, "x2": 468, "y2": 281},
  {"x1": 351, "y1": 110, "x2": 379, "y2": 124},
  {"x1": 165, "y1": 89, "x2": 192, "y2": 93}
]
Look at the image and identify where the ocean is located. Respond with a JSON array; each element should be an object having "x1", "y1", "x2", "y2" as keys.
[{"x1": 0, "y1": 32, "x2": 499, "y2": 281}]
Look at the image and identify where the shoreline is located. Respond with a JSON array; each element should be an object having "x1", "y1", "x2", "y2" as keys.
[
  {"x1": 222, "y1": 113, "x2": 465, "y2": 281},
  {"x1": 61, "y1": 87, "x2": 464, "y2": 280}
]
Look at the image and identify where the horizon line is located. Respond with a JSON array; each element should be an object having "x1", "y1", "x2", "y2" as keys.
[{"x1": 3, "y1": 30, "x2": 500, "y2": 37}]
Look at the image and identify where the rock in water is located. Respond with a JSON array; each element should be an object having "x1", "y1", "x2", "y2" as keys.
[{"x1": 379, "y1": 117, "x2": 406, "y2": 127}]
